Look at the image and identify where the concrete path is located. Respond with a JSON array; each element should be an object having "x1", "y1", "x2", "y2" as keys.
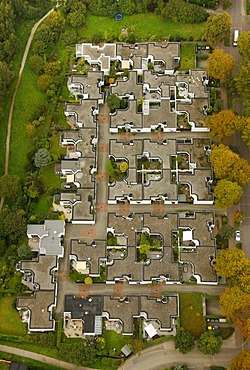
[{"x1": 0, "y1": 344, "x2": 97, "y2": 370}]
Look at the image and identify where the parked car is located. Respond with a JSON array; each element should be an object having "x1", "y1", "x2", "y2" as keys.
[{"x1": 235, "y1": 230, "x2": 241, "y2": 242}]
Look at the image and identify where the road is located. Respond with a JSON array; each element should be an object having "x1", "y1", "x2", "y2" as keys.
[
  {"x1": 119, "y1": 339, "x2": 250, "y2": 370},
  {"x1": 226, "y1": 0, "x2": 250, "y2": 258}
]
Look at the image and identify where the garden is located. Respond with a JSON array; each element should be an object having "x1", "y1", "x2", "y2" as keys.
[
  {"x1": 106, "y1": 158, "x2": 128, "y2": 183},
  {"x1": 179, "y1": 293, "x2": 206, "y2": 338},
  {"x1": 137, "y1": 232, "x2": 163, "y2": 261}
]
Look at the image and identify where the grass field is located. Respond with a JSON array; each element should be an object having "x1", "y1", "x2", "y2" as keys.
[
  {"x1": 40, "y1": 163, "x2": 64, "y2": 189},
  {"x1": 0, "y1": 297, "x2": 26, "y2": 336},
  {"x1": 81, "y1": 13, "x2": 205, "y2": 41},
  {"x1": 0, "y1": 20, "x2": 37, "y2": 176},
  {"x1": 104, "y1": 330, "x2": 133, "y2": 353},
  {"x1": 180, "y1": 43, "x2": 196, "y2": 70},
  {"x1": 179, "y1": 293, "x2": 206, "y2": 338},
  {"x1": 8, "y1": 56, "x2": 45, "y2": 178},
  {"x1": 0, "y1": 350, "x2": 63, "y2": 370}
]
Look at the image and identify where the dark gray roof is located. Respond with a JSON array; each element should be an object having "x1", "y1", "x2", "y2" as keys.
[
  {"x1": 10, "y1": 362, "x2": 28, "y2": 370},
  {"x1": 65, "y1": 295, "x2": 102, "y2": 334}
]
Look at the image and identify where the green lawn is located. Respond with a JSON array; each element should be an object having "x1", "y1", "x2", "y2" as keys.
[
  {"x1": 0, "y1": 20, "x2": 37, "y2": 176},
  {"x1": 34, "y1": 193, "x2": 53, "y2": 214},
  {"x1": 104, "y1": 330, "x2": 132, "y2": 353},
  {"x1": 0, "y1": 363, "x2": 9, "y2": 370},
  {"x1": 40, "y1": 163, "x2": 64, "y2": 189},
  {"x1": 179, "y1": 293, "x2": 206, "y2": 338},
  {"x1": 81, "y1": 13, "x2": 205, "y2": 41},
  {"x1": 180, "y1": 43, "x2": 196, "y2": 70},
  {"x1": 50, "y1": 134, "x2": 66, "y2": 157},
  {"x1": 9, "y1": 57, "x2": 45, "y2": 178},
  {"x1": 0, "y1": 350, "x2": 63, "y2": 370},
  {"x1": 0, "y1": 296, "x2": 26, "y2": 336}
]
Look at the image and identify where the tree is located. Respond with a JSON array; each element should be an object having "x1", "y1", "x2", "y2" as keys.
[
  {"x1": 84, "y1": 276, "x2": 93, "y2": 284},
  {"x1": 120, "y1": 161, "x2": 128, "y2": 172},
  {"x1": 37, "y1": 74, "x2": 53, "y2": 92},
  {"x1": 237, "y1": 31, "x2": 250, "y2": 60},
  {"x1": 139, "y1": 244, "x2": 150, "y2": 255},
  {"x1": 198, "y1": 331, "x2": 222, "y2": 355},
  {"x1": 230, "y1": 350, "x2": 250, "y2": 370},
  {"x1": 171, "y1": 365, "x2": 188, "y2": 370},
  {"x1": 207, "y1": 50, "x2": 235, "y2": 81},
  {"x1": 214, "y1": 179, "x2": 243, "y2": 208},
  {"x1": 210, "y1": 144, "x2": 250, "y2": 187},
  {"x1": 44, "y1": 61, "x2": 61, "y2": 77},
  {"x1": 30, "y1": 55, "x2": 44, "y2": 74},
  {"x1": 59, "y1": 342, "x2": 97, "y2": 366},
  {"x1": 235, "y1": 61, "x2": 250, "y2": 116},
  {"x1": 217, "y1": 224, "x2": 236, "y2": 240},
  {"x1": 242, "y1": 117, "x2": 250, "y2": 147},
  {"x1": 174, "y1": 327, "x2": 195, "y2": 354},
  {"x1": 17, "y1": 244, "x2": 32, "y2": 258},
  {"x1": 161, "y1": 0, "x2": 208, "y2": 23},
  {"x1": 205, "y1": 110, "x2": 244, "y2": 142},
  {"x1": 215, "y1": 248, "x2": 250, "y2": 283},
  {"x1": 233, "y1": 210, "x2": 244, "y2": 224},
  {"x1": 215, "y1": 248, "x2": 250, "y2": 293},
  {"x1": 219, "y1": 287, "x2": 250, "y2": 338},
  {"x1": 106, "y1": 94, "x2": 121, "y2": 112},
  {"x1": 0, "y1": 210, "x2": 26, "y2": 245},
  {"x1": 203, "y1": 13, "x2": 232, "y2": 46},
  {"x1": 34, "y1": 148, "x2": 51, "y2": 168},
  {"x1": 0, "y1": 174, "x2": 21, "y2": 200}
]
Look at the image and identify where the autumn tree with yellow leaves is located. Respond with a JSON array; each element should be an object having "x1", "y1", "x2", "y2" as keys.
[
  {"x1": 205, "y1": 110, "x2": 244, "y2": 142},
  {"x1": 210, "y1": 144, "x2": 250, "y2": 186},
  {"x1": 207, "y1": 49, "x2": 235, "y2": 81}
]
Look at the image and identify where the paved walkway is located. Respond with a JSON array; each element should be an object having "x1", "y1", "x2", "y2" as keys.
[{"x1": 0, "y1": 344, "x2": 97, "y2": 370}]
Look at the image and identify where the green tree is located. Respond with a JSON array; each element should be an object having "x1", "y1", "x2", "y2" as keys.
[
  {"x1": 0, "y1": 210, "x2": 26, "y2": 245},
  {"x1": 235, "y1": 61, "x2": 250, "y2": 116},
  {"x1": 107, "y1": 94, "x2": 121, "y2": 112},
  {"x1": 217, "y1": 224, "x2": 236, "y2": 239},
  {"x1": 139, "y1": 244, "x2": 150, "y2": 255},
  {"x1": 174, "y1": 327, "x2": 195, "y2": 354},
  {"x1": 30, "y1": 55, "x2": 44, "y2": 74},
  {"x1": 37, "y1": 74, "x2": 53, "y2": 92},
  {"x1": 17, "y1": 244, "x2": 32, "y2": 259},
  {"x1": 207, "y1": 49, "x2": 235, "y2": 81},
  {"x1": 198, "y1": 331, "x2": 222, "y2": 355},
  {"x1": 0, "y1": 174, "x2": 21, "y2": 200},
  {"x1": 214, "y1": 179, "x2": 243, "y2": 208},
  {"x1": 230, "y1": 350, "x2": 250, "y2": 370},
  {"x1": 59, "y1": 342, "x2": 97, "y2": 366},
  {"x1": 171, "y1": 365, "x2": 188, "y2": 370},
  {"x1": 161, "y1": 0, "x2": 208, "y2": 23},
  {"x1": 34, "y1": 148, "x2": 51, "y2": 168},
  {"x1": 237, "y1": 31, "x2": 250, "y2": 60},
  {"x1": 241, "y1": 117, "x2": 250, "y2": 147},
  {"x1": 203, "y1": 13, "x2": 231, "y2": 46}
]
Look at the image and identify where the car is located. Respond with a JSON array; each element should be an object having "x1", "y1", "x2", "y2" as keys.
[{"x1": 235, "y1": 230, "x2": 241, "y2": 242}]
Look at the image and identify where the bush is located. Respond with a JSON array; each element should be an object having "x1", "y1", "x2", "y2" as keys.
[{"x1": 161, "y1": 0, "x2": 209, "y2": 23}]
